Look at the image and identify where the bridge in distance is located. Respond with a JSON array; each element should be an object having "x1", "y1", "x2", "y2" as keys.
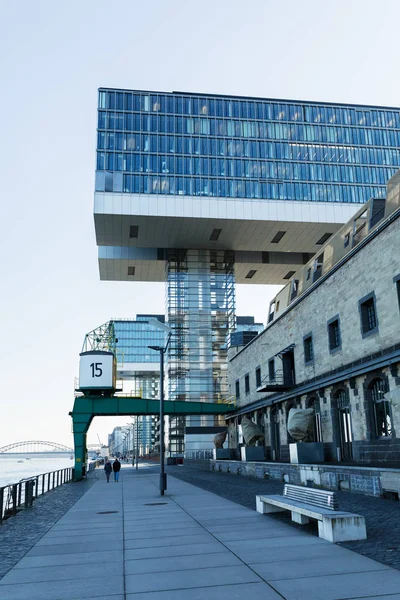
[{"x1": 0, "y1": 441, "x2": 74, "y2": 453}]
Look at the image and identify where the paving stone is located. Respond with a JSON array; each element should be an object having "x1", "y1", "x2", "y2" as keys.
[
  {"x1": 126, "y1": 582, "x2": 282, "y2": 600},
  {"x1": 0, "y1": 574, "x2": 124, "y2": 600},
  {"x1": 125, "y1": 552, "x2": 242, "y2": 575},
  {"x1": 0, "y1": 560, "x2": 122, "y2": 584},
  {"x1": 250, "y1": 553, "x2": 389, "y2": 580},
  {"x1": 125, "y1": 564, "x2": 261, "y2": 594},
  {"x1": 271, "y1": 568, "x2": 400, "y2": 600},
  {"x1": 169, "y1": 463, "x2": 400, "y2": 571}
]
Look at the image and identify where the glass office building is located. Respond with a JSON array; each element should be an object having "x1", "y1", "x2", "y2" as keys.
[
  {"x1": 94, "y1": 88, "x2": 400, "y2": 452},
  {"x1": 114, "y1": 315, "x2": 165, "y2": 365},
  {"x1": 114, "y1": 316, "x2": 165, "y2": 453},
  {"x1": 96, "y1": 89, "x2": 400, "y2": 205}
]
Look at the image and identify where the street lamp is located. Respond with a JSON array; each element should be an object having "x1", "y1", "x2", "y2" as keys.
[{"x1": 148, "y1": 319, "x2": 172, "y2": 496}]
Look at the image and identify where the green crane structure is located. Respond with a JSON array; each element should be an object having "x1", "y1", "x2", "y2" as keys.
[
  {"x1": 70, "y1": 394, "x2": 235, "y2": 480},
  {"x1": 71, "y1": 321, "x2": 235, "y2": 480}
]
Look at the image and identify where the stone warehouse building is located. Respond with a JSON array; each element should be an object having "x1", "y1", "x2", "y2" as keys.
[{"x1": 227, "y1": 170, "x2": 400, "y2": 466}]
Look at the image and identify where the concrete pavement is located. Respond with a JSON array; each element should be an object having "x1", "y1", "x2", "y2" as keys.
[{"x1": 1, "y1": 464, "x2": 399, "y2": 599}]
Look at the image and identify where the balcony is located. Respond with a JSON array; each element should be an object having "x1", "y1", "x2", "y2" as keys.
[
  {"x1": 257, "y1": 345, "x2": 296, "y2": 392},
  {"x1": 257, "y1": 369, "x2": 294, "y2": 392}
]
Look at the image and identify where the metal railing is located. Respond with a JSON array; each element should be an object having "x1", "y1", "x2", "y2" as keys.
[{"x1": 0, "y1": 467, "x2": 73, "y2": 523}]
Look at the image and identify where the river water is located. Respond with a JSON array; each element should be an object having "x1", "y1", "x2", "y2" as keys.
[{"x1": 0, "y1": 453, "x2": 74, "y2": 488}]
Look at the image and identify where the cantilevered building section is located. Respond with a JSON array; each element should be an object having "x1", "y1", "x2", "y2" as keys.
[{"x1": 93, "y1": 88, "x2": 400, "y2": 433}]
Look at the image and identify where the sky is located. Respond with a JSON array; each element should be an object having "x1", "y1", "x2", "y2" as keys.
[{"x1": 1, "y1": 0, "x2": 400, "y2": 448}]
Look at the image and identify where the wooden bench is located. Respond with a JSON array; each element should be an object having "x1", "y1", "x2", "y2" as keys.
[{"x1": 256, "y1": 484, "x2": 367, "y2": 543}]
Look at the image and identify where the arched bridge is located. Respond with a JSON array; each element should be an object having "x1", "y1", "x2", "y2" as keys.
[{"x1": 0, "y1": 441, "x2": 73, "y2": 453}]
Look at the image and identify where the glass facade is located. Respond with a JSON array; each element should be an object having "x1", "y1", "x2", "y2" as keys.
[
  {"x1": 113, "y1": 316, "x2": 165, "y2": 364},
  {"x1": 96, "y1": 88, "x2": 400, "y2": 204},
  {"x1": 112, "y1": 316, "x2": 166, "y2": 453}
]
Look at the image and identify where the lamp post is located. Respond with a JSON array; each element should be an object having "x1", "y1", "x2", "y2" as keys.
[
  {"x1": 148, "y1": 319, "x2": 172, "y2": 496},
  {"x1": 136, "y1": 416, "x2": 139, "y2": 470}
]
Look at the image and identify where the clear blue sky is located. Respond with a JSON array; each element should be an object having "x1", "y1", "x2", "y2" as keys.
[{"x1": 1, "y1": 0, "x2": 399, "y2": 447}]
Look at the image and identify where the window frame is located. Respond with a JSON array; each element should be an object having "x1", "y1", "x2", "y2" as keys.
[
  {"x1": 327, "y1": 314, "x2": 342, "y2": 354},
  {"x1": 245, "y1": 373, "x2": 250, "y2": 394},
  {"x1": 358, "y1": 291, "x2": 379, "y2": 338},
  {"x1": 393, "y1": 274, "x2": 400, "y2": 312},
  {"x1": 303, "y1": 332, "x2": 314, "y2": 365},
  {"x1": 268, "y1": 358, "x2": 275, "y2": 381},
  {"x1": 235, "y1": 379, "x2": 240, "y2": 399},
  {"x1": 255, "y1": 366, "x2": 261, "y2": 388}
]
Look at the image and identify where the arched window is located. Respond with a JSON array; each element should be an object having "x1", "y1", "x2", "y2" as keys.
[
  {"x1": 307, "y1": 397, "x2": 322, "y2": 442},
  {"x1": 370, "y1": 379, "x2": 392, "y2": 437}
]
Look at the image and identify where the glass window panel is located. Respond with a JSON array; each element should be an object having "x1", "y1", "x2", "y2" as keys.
[
  {"x1": 99, "y1": 91, "x2": 106, "y2": 109},
  {"x1": 150, "y1": 135, "x2": 157, "y2": 152},
  {"x1": 183, "y1": 97, "x2": 191, "y2": 114},
  {"x1": 105, "y1": 171, "x2": 113, "y2": 192},
  {"x1": 141, "y1": 95, "x2": 150, "y2": 111},
  {"x1": 123, "y1": 174, "x2": 131, "y2": 192},
  {"x1": 97, "y1": 132, "x2": 105, "y2": 149},
  {"x1": 95, "y1": 170, "x2": 105, "y2": 190},
  {"x1": 132, "y1": 94, "x2": 140, "y2": 111},
  {"x1": 184, "y1": 177, "x2": 192, "y2": 195},
  {"x1": 106, "y1": 153, "x2": 114, "y2": 170},
  {"x1": 116, "y1": 92, "x2": 124, "y2": 110},
  {"x1": 124, "y1": 93, "x2": 132, "y2": 111},
  {"x1": 113, "y1": 172, "x2": 123, "y2": 191},
  {"x1": 110, "y1": 113, "x2": 118, "y2": 130},
  {"x1": 98, "y1": 111, "x2": 106, "y2": 128},
  {"x1": 107, "y1": 91, "x2": 115, "y2": 109}
]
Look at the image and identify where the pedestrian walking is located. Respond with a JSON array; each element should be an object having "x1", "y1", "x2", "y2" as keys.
[
  {"x1": 113, "y1": 458, "x2": 121, "y2": 482},
  {"x1": 104, "y1": 459, "x2": 112, "y2": 483}
]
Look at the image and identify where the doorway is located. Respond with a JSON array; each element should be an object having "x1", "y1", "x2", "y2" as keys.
[
  {"x1": 271, "y1": 408, "x2": 280, "y2": 460},
  {"x1": 336, "y1": 390, "x2": 353, "y2": 461},
  {"x1": 282, "y1": 350, "x2": 295, "y2": 386}
]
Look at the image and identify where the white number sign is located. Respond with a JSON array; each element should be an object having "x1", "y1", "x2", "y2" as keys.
[{"x1": 79, "y1": 351, "x2": 115, "y2": 390}]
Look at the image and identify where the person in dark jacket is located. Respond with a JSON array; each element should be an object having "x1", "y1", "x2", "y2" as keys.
[
  {"x1": 104, "y1": 460, "x2": 112, "y2": 482},
  {"x1": 112, "y1": 458, "x2": 121, "y2": 482}
]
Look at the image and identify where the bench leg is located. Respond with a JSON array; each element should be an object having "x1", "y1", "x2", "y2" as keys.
[
  {"x1": 256, "y1": 496, "x2": 286, "y2": 514},
  {"x1": 318, "y1": 516, "x2": 367, "y2": 543},
  {"x1": 291, "y1": 511, "x2": 310, "y2": 525}
]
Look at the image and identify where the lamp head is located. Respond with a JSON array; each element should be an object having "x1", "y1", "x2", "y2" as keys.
[{"x1": 148, "y1": 345, "x2": 162, "y2": 351}]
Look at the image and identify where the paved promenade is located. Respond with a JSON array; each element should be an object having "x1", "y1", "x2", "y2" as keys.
[
  {"x1": 170, "y1": 463, "x2": 400, "y2": 570},
  {"x1": 1, "y1": 465, "x2": 400, "y2": 599}
]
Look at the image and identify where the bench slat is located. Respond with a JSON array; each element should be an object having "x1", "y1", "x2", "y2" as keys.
[
  {"x1": 258, "y1": 495, "x2": 362, "y2": 520},
  {"x1": 283, "y1": 484, "x2": 338, "y2": 511}
]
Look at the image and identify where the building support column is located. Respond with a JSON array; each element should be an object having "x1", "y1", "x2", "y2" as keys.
[{"x1": 166, "y1": 249, "x2": 235, "y2": 454}]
